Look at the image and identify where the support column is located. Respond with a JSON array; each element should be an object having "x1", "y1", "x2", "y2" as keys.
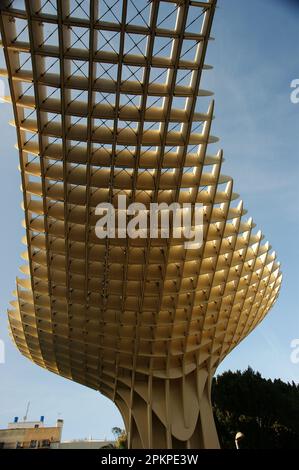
[{"x1": 114, "y1": 369, "x2": 220, "y2": 449}]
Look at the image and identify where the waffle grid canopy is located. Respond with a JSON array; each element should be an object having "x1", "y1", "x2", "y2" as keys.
[{"x1": 0, "y1": 0, "x2": 282, "y2": 449}]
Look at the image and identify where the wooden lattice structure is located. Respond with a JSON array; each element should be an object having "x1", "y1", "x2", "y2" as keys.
[{"x1": 0, "y1": 0, "x2": 282, "y2": 449}]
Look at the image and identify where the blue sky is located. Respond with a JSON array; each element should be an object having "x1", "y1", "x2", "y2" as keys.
[{"x1": 0, "y1": 0, "x2": 298, "y2": 441}]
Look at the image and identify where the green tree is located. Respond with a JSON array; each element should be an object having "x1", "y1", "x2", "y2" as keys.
[
  {"x1": 110, "y1": 427, "x2": 128, "y2": 449},
  {"x1": 212, "y1": 367, "x2": 299, "y2": 449}
]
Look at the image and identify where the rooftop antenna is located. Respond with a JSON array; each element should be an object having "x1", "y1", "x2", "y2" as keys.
[{"x1": 23, "y1": 401, "x2": 30, "y2": 422}]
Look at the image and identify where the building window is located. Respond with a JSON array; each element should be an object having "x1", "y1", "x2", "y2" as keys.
[
  {"x1": 16, "y1": 441, "x2": 23, "y2": 449},
  {"x1": 41, "y1": 439, "x2": 51, "y2": 448},
  {"x1": 30, "y1": 440, "x2": 37, "y2": 448},
  {"x1": 34, "y1": 424, "x2": 39, "y2": 428}
]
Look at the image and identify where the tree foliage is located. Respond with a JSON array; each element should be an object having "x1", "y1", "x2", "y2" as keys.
[
  {"x1": 104, "y1": 427, "x2": 127, "y2": 449},
  {"x1": 212, "y1": 367, "x2": 299, "y2": 449}
]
